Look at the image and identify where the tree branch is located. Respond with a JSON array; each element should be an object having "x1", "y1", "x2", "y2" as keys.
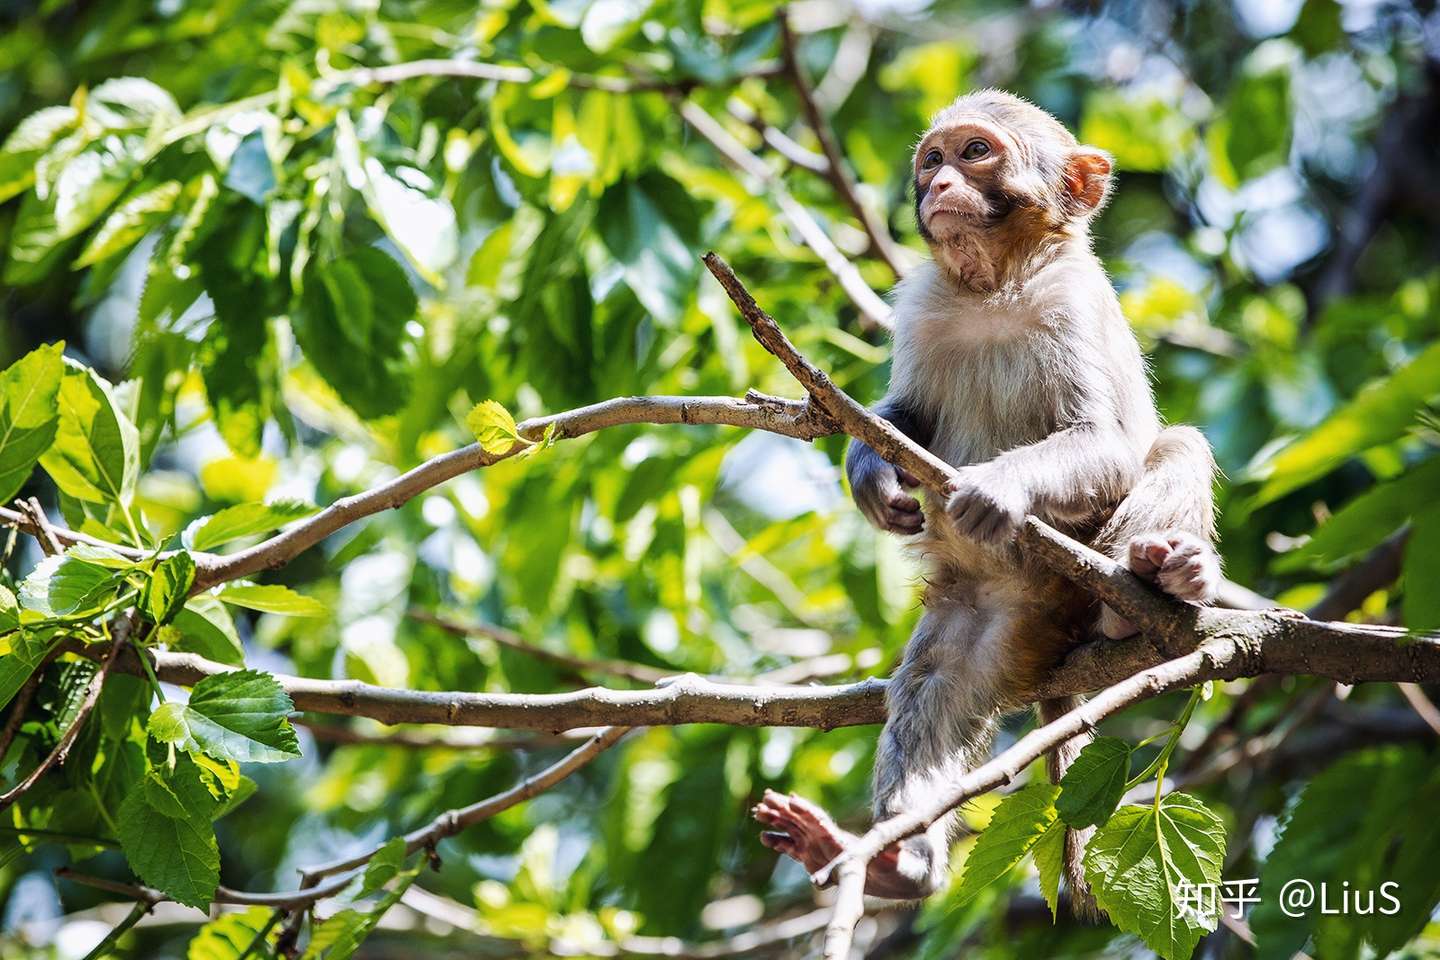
[
  {"x1": 778, "y1": 11, "x2": 908, "y2": 278},
  {"x1": 679, "y1": 102, "x2": 895, "y2": 331},
  {"x1": 189, "y1": 393, "x2": 836, "y2": 590},
  {"x1": 319, "y1": 57, "x2": 785, "y2": 96},
  {"x1": 0, "y1": 624, "x2": 128, "y2": 814}
]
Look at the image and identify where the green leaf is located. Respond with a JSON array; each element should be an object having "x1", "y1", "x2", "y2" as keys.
[
  {"x1": 186, "y1": 906, "x2": 276, "y2": 960},
  {"x1": 38, "y1": 361, "x2": 141, "y2": 511},
  {"x1": 217, "y1": 582, "x2": 325, "y2": 617},
  {"x1": 87, "y1": 77, "x2": 181, "y2": 132},
  {"x1": 596, "y1": 173, "x2": 702, "y2": 325},
  {"x1": 1248, "y1": 341, "x2": 1440, "y2": 506},
  {"x1": 1250, "y1": 750, "x2": 1397, "y2": 959},
  {"x1": 170, "y1": 595, "x2": 244, "y2": 665},
  {"x1": 1280, "y1": 456, "x2": 1440, "y2": 570},
  {"x1": 360, "y1": 160, "x2": 458, "y2": 287},
  {"x1": 0, "y1": 342, "x2": 65, "y2": 503},
  {"x1": 292, "y1": 248, "x2": 417, "y2": 419},
  {"x1": 53, "y1": 137, "x2": 140, "y2": 239},
  {"x1": 359, "y1": 837, "x2": 408, "y2": 898},
  {"x1": 0, "y1": 105, "x2": 78, "y2": 204},
  {"x1": 0, "y1": 630, "x2": 62, "y2": 710},
  {"x1": 1032, "y1": 818, "x2": 1066, "y2": 921},
  {"x1": 141, "y1": 551, "x2": 196, "y2": 626},
  {"x1": 148, "y1": 669, "x2": 300, "y2": 763},
  {"x1": 0, "y1": 584, "x2": 18, "y2": 634},
  {"x1": 1084, "y1": 794, "x2": 1226, "y2": 960},
  {"x1": 74, "y1": 179, "x2": 182, "y2": 268},
  {"x1": 116, "y1": 787, "x2": 219, "y2": 910},
  {"x1": 183, "y1": 500, "x2": 317, "y2": 552},
  {"x1": 143, "y1": 751, "x2": 223, "y2": 821},
  {"x1": 304, "y1": 865, "x2": 420, "y2": 960},
  {"x1": 466, "y1": 400, "x2": 525, "y2": 455},
  {"x1": 1404, "y1": 504, "x2": 1440, "y2": 634},
  {"x1": 1207, "y1": 47, "x2": 1293, "y2": 188},
  {"x1": 954, "y1": 782, "x2": 1059, "y2": 907},
  {"x1": 195, "y1": 218, "x2": 272, "y2": 459},
  {"x1": 18, "y1": 552, "x2": 121, "y2": 618},
  {"x1": 1056, "y1": 737, "x2": 1132, "y2": 829}
]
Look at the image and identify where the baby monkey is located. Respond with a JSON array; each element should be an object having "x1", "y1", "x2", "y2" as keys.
[{"x1": 753, "y1": 90, "x2": 1220, "y2": 913}]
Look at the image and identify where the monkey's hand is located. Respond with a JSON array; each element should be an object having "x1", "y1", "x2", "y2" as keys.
[
  {"x1": 851, "y1": 458, "x2": 924, "y2": 535},
  {"x1": 944, "y1": 466, "x2": 1028, "y2": 544}
]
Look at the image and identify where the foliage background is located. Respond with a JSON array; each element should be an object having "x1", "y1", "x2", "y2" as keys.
[{"x1": 0, "y1": 0, "x2": 1438, "y2": 956}]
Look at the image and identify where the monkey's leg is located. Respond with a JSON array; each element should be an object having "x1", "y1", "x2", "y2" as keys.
[
  {"x1": 753, "y1": 602, "x2": 1000, "y2": 900},
  {"x1": 868, "y1": 601, "x2": 1000, "y2": 899},
  {"x1": 1095, "y1": 425, "x2": 1221, "y2": 639}
]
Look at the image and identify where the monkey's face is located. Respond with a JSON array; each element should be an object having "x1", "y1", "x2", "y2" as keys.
[{"x1": 912, "y1": 118, "x2": 1019, "y2": 245}]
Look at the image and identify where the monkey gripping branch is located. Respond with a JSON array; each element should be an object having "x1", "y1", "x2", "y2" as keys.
[{"x1": 0, "y1": 256, "x2": 1435, "y2": 960}]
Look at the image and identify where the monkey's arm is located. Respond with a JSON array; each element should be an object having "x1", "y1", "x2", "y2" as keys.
[
  {"x1": 846, "y1": 397, "x2": 936, "y2": 535},
  {"x1": 946, "y1": 421, "x2": 1141, "y2": 544}
]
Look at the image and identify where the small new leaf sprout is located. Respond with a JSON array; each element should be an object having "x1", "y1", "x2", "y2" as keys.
[{"x1": 466, "y1": 400, "x2": 529, "y2": 456}]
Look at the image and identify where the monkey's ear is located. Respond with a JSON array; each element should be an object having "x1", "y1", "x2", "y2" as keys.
[{"x1": 1062, "y1": 149, "x2": 1113, "y2": 215}]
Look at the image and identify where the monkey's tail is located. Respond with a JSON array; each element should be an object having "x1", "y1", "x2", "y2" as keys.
[{"x1": 1037, "y1": 696, "x2": 1104, "y2": 922}]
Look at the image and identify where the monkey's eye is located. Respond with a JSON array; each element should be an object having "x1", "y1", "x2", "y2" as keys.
[
  {"x1": 960, "y1": 139, "x2": 991, "y2": 161},
  {"x1": 922, "y1": 149, "x2": 943, "y2": 169}
]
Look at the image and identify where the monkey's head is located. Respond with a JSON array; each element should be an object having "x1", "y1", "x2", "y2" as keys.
[{"x1": 913, "y1": 90, "x2": 1113, "y2": 287}]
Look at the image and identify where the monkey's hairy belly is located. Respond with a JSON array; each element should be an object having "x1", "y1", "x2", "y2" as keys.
[{"x1": 911, "y1": 507, "x2": 1098, "y2": 707}]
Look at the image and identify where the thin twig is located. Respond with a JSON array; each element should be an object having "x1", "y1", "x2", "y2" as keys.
[
  {"x1": 681, "y1": 104, "x2": 894, "y2": 331},
  {"x1": 0, "y1": 626, "x2": 128, "y2": 813},
  {"x1": 319, "y1": 57, "x2": 785, "y2": 96},
  {"x1": 297, "y1": 726, "x2": 631, "y2": 884},
  {"x1": 778, "y1": 11, "x2": 907, "y2": 277},
  {"x1": 409, "y1": 610, "x2": 675, "y2": 684}
]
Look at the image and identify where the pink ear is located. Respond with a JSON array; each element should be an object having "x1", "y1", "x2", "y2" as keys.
[{"x1": 1062, "y1": 149, "x2": 1113, "y2": 212}]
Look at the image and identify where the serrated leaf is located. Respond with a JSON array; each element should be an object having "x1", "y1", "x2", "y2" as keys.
[
  {"x1": 141, "y1": 551, "x2": 196, "y2": 626},
  {"x1": 148, "y1": 669, "x2": 300, "y2": 763},
  {"x1": 74, "y1": 180, "x2": 181, "y2": 268},
  {"x1": 1032, "y1": 818, "x2": 1066, "y2": 921},
  {"x1": 187, "y1": 906, "x2": 276, "y2": 960},
  {"x1": 38, "y1": 361, "x2": 140, "y2": 511},
  {"x1": 1084, "y1": 794, "x2": 1226, "y2": 960},
  {"x1": 1057, "y1": 737, "x2": 1132, "y2": 828},
  {"x1": 183, "y1": 500, "x2": 317, "y2": 552},
  {"x1": 53, "y1": 137, "x2": 140, "y2": 240},
  {"x1": 954, "y1": 782, "x2": 1059, "y2": 907},
  {"x1": 467, "y1": 400, "x2": 524, "y2": 455},
  {"x1": 143, "y1": 750, "x2": 222, "y2": 821},
  {"x1": 87, "y1": 77, "x2": 181, "y2": 132},
  {"x1": 0, "y1": 342, "x2": 64, "y2": 503},
  {"x1": 0, "y1": 106, "x2": 78, "y2": 204},
  {"x1": 218, "y1": 582, "x2": 325, "y2": 618},
  {"x1": 117, "y1": 788, "x2": 219, "y2": 909},
  {"x1": 18, "y1": 552, "x2": 121, "y2": 618},
  {"x1": 171, "y1": 594, "x2": 244, "y2": 665}
]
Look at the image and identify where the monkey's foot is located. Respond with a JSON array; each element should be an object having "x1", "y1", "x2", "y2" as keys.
[
  {"x1": 752, "y1": 790, "x2": 928, "y2": 900},
  {"x1": 1103, "y1": 532, "x2": 1220, "y2": 638},
  {"x1": 1129, "y1": 532, "x2": 1220, "y2": 602}
]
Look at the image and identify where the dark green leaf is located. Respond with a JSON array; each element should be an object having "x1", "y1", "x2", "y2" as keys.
[
  {"x1": 597, "y1": 174, "x2": 702, "y2": 325},
  {"x1": 117, "y1": 787, "x2": 219, "y2": 909},
  {"x1": 170, "y1": 595, "x2": 244, "y2": 665},
  {"x1": 1056, "y1": 737, "x2": 1132, "y2": 828}
]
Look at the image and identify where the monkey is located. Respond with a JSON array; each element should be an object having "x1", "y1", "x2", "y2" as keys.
[{"x1": 752, "y1": 90, "x2": 1220, "y2": 914}]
